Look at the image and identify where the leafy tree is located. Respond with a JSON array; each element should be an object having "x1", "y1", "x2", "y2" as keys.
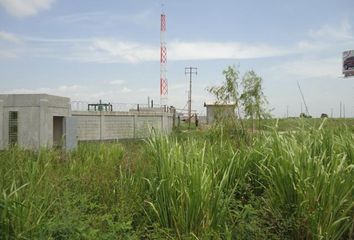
[
  {"x1": 207, "y1": 65, "x2": 245, "y2": 132},
  {"x1": 240, "y1": 70, "x2": 270, "y2": 130},
  {"x1": 207, "y1": 66, "x2": 270, "y2": 133},
  {"x1": 207, "y1": 65, "x2": 240, "y2": 106}
]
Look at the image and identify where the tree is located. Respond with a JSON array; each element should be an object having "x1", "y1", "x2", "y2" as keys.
[
  {"x1": 240, "y1": 70, "x2": 270, "y2": 130},
  {"x1": 207, "y1": 65, "x2": 240, "y2": 106},
  {"x1": 207, "y1": 66, "x2": 270, "y2": 133},
  {"x1": 207, "y1": 65, "x2": 245, "y2": 131}
]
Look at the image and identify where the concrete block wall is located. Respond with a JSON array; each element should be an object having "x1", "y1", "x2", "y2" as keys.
[
  {"x1": 104, "y1": 115, "x2": 134, "y2": 139},
  {"x1": 72, "y1": 111, "x2": 174, "y2": 141},
  {"x1": 136, "y1": 115, "x2": 161, "y2": 138}
]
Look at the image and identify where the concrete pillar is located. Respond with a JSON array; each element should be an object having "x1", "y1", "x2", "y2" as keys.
[
  {"x1": 133, "y1": 114, "x2": 137, "y2": 138},
  {"x1": 67, "y1": 101, "x2": 71, "y2": 116},
  {"x1": 100, "y1": 112, "x2": 105, "y2": 140},
  {"x1": 161, "y1": 114, "x2": 164, "y2": 132},
  {"x1": 0, "y1": 100, "x2": 3, "y2": 150},
  {"x1": 161, "y1": 113, "x2": 170, "y2": 133},
  {"x1": 39, "y1": 99, "x2": 49, "y2": 148}
]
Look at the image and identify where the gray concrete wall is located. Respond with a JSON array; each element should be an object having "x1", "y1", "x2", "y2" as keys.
[
  {"x1": 72, "y1": 110, "x2": 174, "y2": 141},
  {"x1": 0, "y1": 94, "x2": 70, "y2": 149},
  {"x1": 206, "y1": 105, "x2": 235, "y2": 124}
]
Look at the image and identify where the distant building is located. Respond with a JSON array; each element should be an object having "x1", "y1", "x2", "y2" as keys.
[
  {"x1": 0, "y1": 94, "x2": 76, "y2": 150},
  {"x1": 204, "y1": 102, "x2": 236, "y2": 124}
]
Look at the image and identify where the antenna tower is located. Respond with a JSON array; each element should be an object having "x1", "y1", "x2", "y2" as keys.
[{"x1": 160, "y1": 3, "x2": 168, "y2": 107}]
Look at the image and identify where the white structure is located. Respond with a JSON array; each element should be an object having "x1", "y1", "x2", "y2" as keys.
[
  {"x1": 0, "y1": 94, "x2": 76, "y2": 150},
  {"x1": 204, "y1": 102, "x2": 236, "y2": 124},
  {"x1": 0, "y1": 94, "x2": 174, "y2": 150}
]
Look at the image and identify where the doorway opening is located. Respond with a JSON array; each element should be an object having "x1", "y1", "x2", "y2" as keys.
[
  {"x1": 9, "y1": 111, "x2": 18, "y2": 146},
  {"x1": 53, "y1": 116, "x2": 64, "y2": 148}
]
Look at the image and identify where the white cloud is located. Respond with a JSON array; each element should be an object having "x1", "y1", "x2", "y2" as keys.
[
  {"x1": 169, "y1": 41, "x2": 290, "y2": 60},
  {"x1": 0, "y1": 50, "x2": 17, "y2": 58},
  {"x1": 267, "y1": 22, "x2": 354, "y2": 80},
  {"x1": 12, "y1": 37, "x2": 292, "y2": 63},
  {"x1": 92, "y1": 39, "x2": 157, "y2": 63},
  {"x1": 0, "y1": 31, "x2": 21, "y2": 43},
  {"x1": 4, "y1": 85, "x2": 86, "y2": 97},
  {"x1": 0, "y1": 31, "x2": 23, "y2": 58},
  {"x1": 0, "y1": 0, "x2": 55, "y2": 17},
  {"x1": 309, "y1": 20, "x2": 353, "y2": 41},
  {"x1": 2, "y1": 21, "x2": 354, "y2": 65},
  {"x1": 121, "y1": 87, "x2": 132, "y2": 93},
  {"x1": 78, "y1": 22, "x2": 352, "y2": 63},
  {"x1": 109, "y1": 80, "x2": 125, "y2": 85},
  {"x1": 88, "y1": 39, "x2": 291, "y2": 63},
  {"x1": 55, "y1": 9, "x2": 153, "y2": 26},
  {"x1": 270, "y1": 57, "x2": 341, "y2": 79},
  {"x1": 291, "y1": 21, "x2": 354, "y2": 56}
]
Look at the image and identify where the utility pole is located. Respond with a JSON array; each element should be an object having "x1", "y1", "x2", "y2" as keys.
[
  {"x1": 286, "y1": 105, "x2": 289, "y2": 118},
  {"x1": 344, "y1": 103, "x2": 346, "y2": 118},
  {"x1": 340, "y1": 101, "x2": 342, "y2": 118},
  {"x1": 185, "y1": 67, "x2": 197, "y2": 128}
]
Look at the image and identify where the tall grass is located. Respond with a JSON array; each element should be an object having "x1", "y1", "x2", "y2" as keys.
[
  {"x1": 143, "y1": 121, "x2": 354, "y2": 239},
  {"x1": 259, "y1": 126, "x2": 354, "y2": 239},
  {"x1": 0, "y1": 143, "x2": 145, "y2": 239},
  {"x1": 144, "y1": 135, "x2": 238, "y2": 238},
  {"x1": 0, "y1": 148, "x2": 57, "y2": 239},
  {"x1": 1, "y1": 120, "x2": 354, "y2": 239}
]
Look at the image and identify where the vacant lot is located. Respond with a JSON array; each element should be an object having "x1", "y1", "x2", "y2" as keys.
[{"x1": 1, "y1": 118, "x2": 354, "y2": 239}]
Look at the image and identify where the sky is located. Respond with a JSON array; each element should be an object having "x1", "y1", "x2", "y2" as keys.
[{"x1": 0, "y1": 0, "x2": 354, "y2": 117}]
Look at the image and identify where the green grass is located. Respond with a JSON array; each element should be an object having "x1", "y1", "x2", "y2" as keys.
[
  {"x1": 1, "y1": 119, "x2": 354, "y2": 239},
  {"x1": 0, "y1": 143, "x2": 147, "y2": 239},
  {"x1": 243, "y1": 117, "x2": 354, "y2": 132}
]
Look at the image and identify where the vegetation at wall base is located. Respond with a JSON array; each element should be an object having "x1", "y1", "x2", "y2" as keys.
[{"x1": 1, "y1": 118, "x2": 354, "y2": 239}]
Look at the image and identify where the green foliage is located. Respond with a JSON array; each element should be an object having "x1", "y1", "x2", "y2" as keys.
[
  {"x1": 143, "y1": 134, "x2": 237, "y2": 238},
  {"x1": 258, "y1": 126, "x2": 354, "y2": 239},
  {"x1": 207, "y1": 65, "x2": 240, "y2": 105},
  {"x1": 240, "y1": 70, "x2": 270, "y2": 122},
  {"x1": 143, "y1": 121, "x2": 354, "y2": 239},
  {"x1": 0, "y1": 143, "x2": 146, "y2": 239},
  {"x1": 207, "y1": 65, "x2": 271, "y2": 132}
]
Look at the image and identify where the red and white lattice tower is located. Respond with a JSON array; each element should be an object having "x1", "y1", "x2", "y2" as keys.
[{"x1": 160, "y1": 8, "x2": 168, "y2": 106}]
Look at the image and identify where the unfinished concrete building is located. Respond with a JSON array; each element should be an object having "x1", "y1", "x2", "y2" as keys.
[
  {"x1": 204, "y1": 102, "x2": 236, "y2": 124},
  {"x1": 0, "y1": 94, "x2": 174, "y2": 150},
  {"x1": 0, "y1": 94, "x2": 76, "y2": 150}
]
